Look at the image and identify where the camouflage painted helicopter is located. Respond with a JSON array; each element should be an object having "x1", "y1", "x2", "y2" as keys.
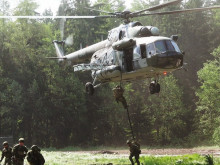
[
  {"x1": 2, "y1": 0, "x2": 219, "y2": 95},
  {"x1": 50, "y1": 0, "x2": 220, "y2": 95}
]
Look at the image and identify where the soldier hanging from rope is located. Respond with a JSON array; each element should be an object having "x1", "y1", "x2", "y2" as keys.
[{"x1": 112, "y1": 85, "x2": 128, "y2": 109}]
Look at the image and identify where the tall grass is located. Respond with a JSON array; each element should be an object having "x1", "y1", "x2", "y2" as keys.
[
  {"x1": 1, "y1": 150, "x2": 219, "y2": 165},
  {"x1": 30, "y1": 152, "x2": 220, "y2": 165}
]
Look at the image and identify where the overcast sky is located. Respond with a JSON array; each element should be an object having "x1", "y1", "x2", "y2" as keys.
[{"x1": 7, "y1": 0, "x2": 133, "y2": 15}]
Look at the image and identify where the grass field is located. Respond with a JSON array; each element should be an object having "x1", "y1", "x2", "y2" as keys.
[
  {"x1": 22, "y1": 152, "x2": 220, "y2": 165},
  {"x1": 1, "y1": 146, "x2": 220, "y2": 165}
]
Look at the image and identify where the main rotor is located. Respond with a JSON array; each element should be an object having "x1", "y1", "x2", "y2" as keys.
[
  {"x1": 85, "y1": 0, "x2": 184, "y2": 23},
  {"x1": 1, "y1": 0, "x2": 220, "y2": 22}
]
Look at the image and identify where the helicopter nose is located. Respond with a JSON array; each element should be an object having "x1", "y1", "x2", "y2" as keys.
[{"x1": 147, "y1": 51, "x2": 183, "y2": 69}]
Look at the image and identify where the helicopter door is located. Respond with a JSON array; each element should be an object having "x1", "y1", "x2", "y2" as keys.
[
  {"x1": 124, "y1": 48, "x2": 134, "y2": 72},
  {"x1": 133, "y1": 45, "x2": 148, "y2": 70}
]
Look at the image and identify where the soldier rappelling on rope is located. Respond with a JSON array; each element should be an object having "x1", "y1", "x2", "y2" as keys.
[
  {"x1": 112, "y1": 85, "x2": 128, "y2": 109},
  {"x1": 112, "y1": 85, "x2": 141, "y2": 164}
]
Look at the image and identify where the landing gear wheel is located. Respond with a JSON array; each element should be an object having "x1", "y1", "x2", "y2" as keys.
[
  {"x1": 149, "y1": 82, "x2": 156, "y2": 94},
  {"x1": 85, "y1": 82, "x2": 94, "y2": 95},
  {"x1": 149, "y1": 81, "x2": 160, "y2": 94}
]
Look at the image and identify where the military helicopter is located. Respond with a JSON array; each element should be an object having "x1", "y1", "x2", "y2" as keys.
[
  {"x1": 2, "y1": 0, "x2": 219, "y2": 95},
  {"x1": 50, "y1": 0, "x2": 220, "y2": 95}
]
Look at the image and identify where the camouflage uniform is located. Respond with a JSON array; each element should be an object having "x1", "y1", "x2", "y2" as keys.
[
  {"x1": 112, "y1": 86, "x2": 128, "y2": 109},
  {"x1": 127, "y1": 140, "x2": 141, "y2": 165},
  {"x1": 12, "y1": 139, "x2": 28, "y2": 165},
  {"x1": 27, "y1": 145, "x2": 45, "y2": 165},
  {"x1": 0, "y1": 142, "x2": 12, "y2": 165}
]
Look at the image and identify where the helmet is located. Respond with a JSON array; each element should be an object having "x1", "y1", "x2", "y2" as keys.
[
  {"x1": 3, "y1": 141, "x2": 8, "y2": 146},
  {"x1": 18, "y1": 138, "x2": 25, "y2": 142},
  {"x1": 31, "y1": 145, "x2": 40, "y2": 151},
  {"x1": 126, "y1": 140, "x2": 131, "y2": 144}
]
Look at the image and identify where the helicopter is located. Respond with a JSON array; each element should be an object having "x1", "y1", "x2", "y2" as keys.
[
  {"x1": 50, "y1": 0, "x2": 220, "y2": 95},
  {"x1": 2, "y1": 0, "x2": 219, "y2": 95}
]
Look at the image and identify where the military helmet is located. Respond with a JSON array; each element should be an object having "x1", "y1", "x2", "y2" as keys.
[
  {"x1": 18, "y1": 138, "x2": 25, "y2": 142},
  {"x1": 126, "y1": 140, "x2": 131, "y2": 144},
  {"x1": 31, "y1": 145, "x2": 40, "y2": 151},
  {"x1": 2, "y1": 141, "x2": 8, "y2": 146}
]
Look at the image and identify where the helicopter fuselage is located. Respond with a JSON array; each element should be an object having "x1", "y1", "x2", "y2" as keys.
[{"x1": 88, "y1": 36, "x2": 183, "y2": 84}]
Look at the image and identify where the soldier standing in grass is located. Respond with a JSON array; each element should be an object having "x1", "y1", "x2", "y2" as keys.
[
  {"x1": 0, "y1": 141, "x2": 12, "y2": 165},
  {"x1": 127, "y1": 140, "x2": 141, "y2": 165},
  {"x1": 112, "y1": 85, "x2": 128, "y2": 109},
  {"x1": 27, "y1": 145, "x2": 45, "y2": 165},
  {"x1": 12, "y1": 138, "x2": 28, "y2": 165}
]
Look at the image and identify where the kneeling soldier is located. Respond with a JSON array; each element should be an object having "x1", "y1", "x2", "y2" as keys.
[
  {"x1": 0, "y1": 141, "x2": 12, "y2": 165},
  {"x1": 27, "y1": 145, "x2": 45, "y2": 165}
]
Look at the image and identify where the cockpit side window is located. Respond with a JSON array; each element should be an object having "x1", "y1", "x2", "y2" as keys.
[{"x1": 171, "y1": 41, "x2": 181, "y2": 53}]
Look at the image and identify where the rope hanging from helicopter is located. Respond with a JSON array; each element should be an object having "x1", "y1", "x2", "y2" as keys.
[
  {"x1": 126, "y1": 106, "x2": 135, "y2": 140},
  {"x1": 118, "y1": 67, "x2": 135, "y2": 140}
]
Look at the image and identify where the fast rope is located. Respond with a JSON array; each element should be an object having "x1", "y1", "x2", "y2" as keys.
[
  {"x1": 119, "y1": 70, "x2": 135, "y2": 140},
  {"x1": 120, "y1": 69, "x2": 122, "y2": 87},
  {"x1": 126, "y1": 106, "x2": 135, "y2": 140}
]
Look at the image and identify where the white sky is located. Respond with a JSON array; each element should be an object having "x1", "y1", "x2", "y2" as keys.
[{"x1": 7, "y1": 0, "x2": 133, "y2": 15}]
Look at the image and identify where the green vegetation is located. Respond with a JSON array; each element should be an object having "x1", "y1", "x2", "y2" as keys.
[
  {"x1": 22, "y1": 152, "x2": 220, "y2": 165},
  {"x1": 0, "y1": 0, "x2": 219, "y2": 149}
]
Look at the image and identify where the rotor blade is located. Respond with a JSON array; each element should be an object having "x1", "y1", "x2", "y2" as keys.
[
  {"x1": 136, "y1": 5, "x2": 220, "y2": 17},
  {"x1": 84, "y1": 7, "x2": 116, "y2": 15},
  {"x1": 133, "y1": 0, "x2": 182, "y2": 15},
  {"x1": 0, "y1": 15, "x2": 115, "y2": 19},
  {"x1": 46, "y1": 57, "x2": 67, "y2": 59}
]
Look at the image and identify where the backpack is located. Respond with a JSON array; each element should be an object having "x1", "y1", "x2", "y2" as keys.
[{"x1": 133, "y1": 141, "x2": 141, "y2": 154}]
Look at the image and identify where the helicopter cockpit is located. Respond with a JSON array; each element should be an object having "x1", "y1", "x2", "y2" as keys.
[{"x1": 133, "y1": 39, "x2": 183, "y2": 70}]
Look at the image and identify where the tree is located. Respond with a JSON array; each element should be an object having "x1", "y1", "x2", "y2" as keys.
[{"x1": 196, "y1": 46, "x2": 220, "y2": 142}]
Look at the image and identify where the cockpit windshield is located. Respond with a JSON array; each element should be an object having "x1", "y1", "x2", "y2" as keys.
[
  {"x1": 155, "y1": 40, "x2": 177, "y2": 53},
  {"x1": 136, "y1": 40, "x2": 181, "y2": 59}
]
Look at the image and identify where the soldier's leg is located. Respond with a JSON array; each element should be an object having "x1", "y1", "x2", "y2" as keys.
[
  {"x1": 8, "y1": 160, "x2": 12, "y2": 165},
  {"x1": 134, "y1": 154, "x2": 140, "y2": 165},
  {"x1": 12, "y1": 161, "x2": 19, "y2": 165},
  {"x1": 5, "y1": 159, "x2": 12, "y2": 165},
  {"x1": 16, "y1": 160, "x2": 24, "y2": 165},
  {"x1": 6, "y1": 162, "x2": 12, "y2": 165},
  {"x1": 129, "y1": 154, "x2": 134, "y2": 165}
]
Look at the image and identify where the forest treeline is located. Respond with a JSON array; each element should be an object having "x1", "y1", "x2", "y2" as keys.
[{"x1": 0, "y1": 0, "x2": 219, "y2": 148}]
